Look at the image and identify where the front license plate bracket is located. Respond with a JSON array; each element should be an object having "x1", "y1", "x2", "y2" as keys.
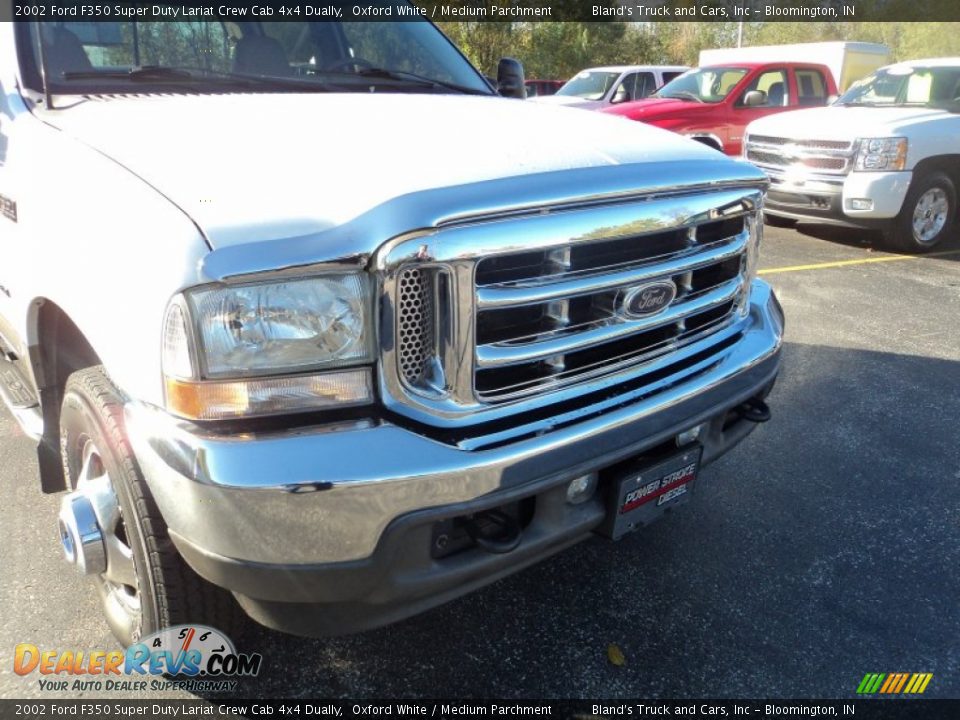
[{"x1": 596, "y1": 445, "x2": 702, "y2": 540}]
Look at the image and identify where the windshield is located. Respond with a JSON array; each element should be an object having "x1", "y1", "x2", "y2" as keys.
[
  {"x1": 556, "y1": 71, "x2": 620, "y2": 101},
  {"x1": 655, "y1": 66, "x2": 748, "y2": 103},
  {"x1": 20, "y1": 10, "x2": 491, "y2": 95},
  {"x1": 837, "y1": 66, "x2": 960, "y2": 109}
]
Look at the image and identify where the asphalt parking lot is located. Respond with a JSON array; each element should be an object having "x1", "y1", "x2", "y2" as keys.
[{"x1": 1, "y1": 221, "x2": 959, "y2": 700}]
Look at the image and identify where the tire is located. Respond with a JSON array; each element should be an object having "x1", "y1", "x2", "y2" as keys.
[
  {"x1": 59, "y1": 366, "x2": 244, "y2": 645},
  {"x1": 885, "y1": 171, "x2": 956, "y2": 253},
  {"x1": 763, "y1": 213, "x2": 797, "y2": 229}
]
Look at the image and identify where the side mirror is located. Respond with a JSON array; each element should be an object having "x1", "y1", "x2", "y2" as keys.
[
  {"x1": 497, "y1": 57, "x2": 526, "y2": 99},
  {"x1": 611, "y1": 85, "x2": 629, "y2": 104},
  {"x1": 743, "y1": 90, "x2": 766, "y2": 107},
  {"x1": 827, "y1": 94, "x2": 839, "y2": 105}
]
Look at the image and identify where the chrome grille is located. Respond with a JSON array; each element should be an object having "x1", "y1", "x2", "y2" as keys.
[
  {"x1": 745, "y1": 134, "x2": 856, "y2": 176},
  {"x1": 397, "y1": 268, "x2": 434, "y2": 385},
  {"x1": 747, "y1": 135, "x2": 850, "y2": 151},
  {"x1": 383, "y1": 187, "x2": 762, "y2": 428},
  {"x1": 471, "y1": 217, "x2": 745, "y2": 402}
]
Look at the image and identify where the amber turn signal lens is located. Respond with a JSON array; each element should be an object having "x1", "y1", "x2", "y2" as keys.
[{"x1": 164, "y1": 369, "x2": 373, "y2": 421}]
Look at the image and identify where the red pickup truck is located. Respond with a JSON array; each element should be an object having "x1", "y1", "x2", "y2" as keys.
[{"x1": 602, "y1": 62, "x2": 838, "y2": 156}]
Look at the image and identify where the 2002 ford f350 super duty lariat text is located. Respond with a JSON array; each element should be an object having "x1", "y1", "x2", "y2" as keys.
[{"x1": 0, "y1": 11, "x2": 782, "y2": 642}]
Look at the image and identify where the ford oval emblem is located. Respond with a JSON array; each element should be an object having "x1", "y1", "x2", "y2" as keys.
[{"x1": 620, "y1": 281, "x2": 677, "y2": 318}]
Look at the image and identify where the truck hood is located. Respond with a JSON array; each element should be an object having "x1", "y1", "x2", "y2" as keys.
[
  {"x1": 47, "y1": 92, "x2": 728, "y2": 249},
  {"x1": 746, "y1": 105, "x2": 953, "y2": 140},
  {"x1": 602, "y1": 97, "x2": 711, "y2": 122}
]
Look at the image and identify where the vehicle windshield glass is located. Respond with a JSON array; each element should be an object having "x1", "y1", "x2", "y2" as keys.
[
  {"x1": 654, "y1": 67, "x2": 748, "y2": 103},
  {"x1": 21, "y1": 9, "x2": 491, "y2": 95},
  {"x1": 556, "y1": 71, "x2": 620, "y2": 100},
  {"x1": 837, "y1": 66, "x2": 960, "y2": 109}
]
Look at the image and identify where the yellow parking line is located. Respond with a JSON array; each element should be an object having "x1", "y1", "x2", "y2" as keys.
[{"x1": 759, "y1": 248, "x2": 960, "y2": 275}]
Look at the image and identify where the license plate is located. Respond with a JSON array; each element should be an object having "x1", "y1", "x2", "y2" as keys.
[{"x1": 597, "y1": 446, "x2": 702, "y2": 540}]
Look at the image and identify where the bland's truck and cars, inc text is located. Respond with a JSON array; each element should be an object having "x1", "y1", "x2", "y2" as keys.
[{"x1": 0, "y1": 10, "x2": 782, "y2": 642}]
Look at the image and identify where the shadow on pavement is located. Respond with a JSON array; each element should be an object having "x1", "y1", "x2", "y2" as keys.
[
  {"x1": 188, "y1": 342, "x2": 960, "y2": 700},
  {"x1": 790, "y1": 221, "x2": 960, "y2": 258}
]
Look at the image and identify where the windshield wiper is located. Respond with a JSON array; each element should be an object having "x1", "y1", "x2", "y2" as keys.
[
  {"x1": 62, "y1": 65, "x2": 488, "y2": 96},
  {"x1": 62, "y1": 66, "x2": 335, "y2": 92},
  {"x1": 328, "y1": 67, "x2": 491, "y2": 95},
  {"x1": 63, "y1": 66, "x2": 195, "y2": 81},
  {"x1": 657, "y1": 90, "x2": 704, "y2": 103}
]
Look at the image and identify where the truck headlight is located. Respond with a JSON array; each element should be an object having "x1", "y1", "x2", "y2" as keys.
[
  {"x1": 854, "y1": 137, "x2": 907, "y2": 172},
  {"x1": 162, "y1": 274, "x2": 374, "y2": 420}
]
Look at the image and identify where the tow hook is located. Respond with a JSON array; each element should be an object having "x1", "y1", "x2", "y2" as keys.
[
  {"x1": 737, "y1": 397, "x2": 772, "y2": 423},
  {"x1": 461, "y1": 509, "x2": 522, "y2": 554},
  {"x1": 57, "y1": 492, "x2": 107, "y2": 575}
]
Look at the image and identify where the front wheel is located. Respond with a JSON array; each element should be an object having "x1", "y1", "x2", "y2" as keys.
[
  {"x1": 885, "y1": 171, "x2": 956, "y2": 253},
  {"x1": 58, "y1": 366, "x2": 243, "y2": 645}
]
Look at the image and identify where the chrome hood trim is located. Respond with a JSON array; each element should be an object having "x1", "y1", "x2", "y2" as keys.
[{"x1": 198, "y1": 160, "x2": 767, "y2": 284}]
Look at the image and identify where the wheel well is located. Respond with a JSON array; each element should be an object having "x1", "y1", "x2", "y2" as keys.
[
  {"x1": 912, "y1": 156, "x2": 960, "y2": 191},
  {"x1": 29, "y1": 301, "x2": 101, "y2": 493},
  {"x1": 690, "y1": 135, "x2": 724, "y2": 152},
  {"x1": 910, "y1": 156, "x2": 960, "y2": 224}
]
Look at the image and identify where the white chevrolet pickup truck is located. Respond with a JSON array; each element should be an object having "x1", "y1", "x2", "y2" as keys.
[
  {"x1": 745, "y1": 58, "x2": 960, "y2": 253},
  {"x1": 0, "y1": 12, "x2": 782, "y2": 643}
]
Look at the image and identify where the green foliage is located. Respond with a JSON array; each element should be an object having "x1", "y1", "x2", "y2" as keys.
[
  {"x1": 102, "y1": 22, "x2": 232, "y2": 71},
  {"x1": 894, "y1": 23, "x2": 960, "y2": 60},
  {"x1": 653, "y1": 22, "x2": 740, "y2": 65},
  {"x1": 437, "y1": 20, "x2": 517, "y2": 79},
  {"x1": 749, "y1": 21, "x2": 960, "y2": 61}
]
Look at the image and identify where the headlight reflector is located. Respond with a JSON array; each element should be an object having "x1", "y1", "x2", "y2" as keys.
[
  {"x1": 188, "y1": 275, "x2": 372, "y2": 378},
  {"x1": 854, "y1": 137, "x2": 907, "y2": 172}
]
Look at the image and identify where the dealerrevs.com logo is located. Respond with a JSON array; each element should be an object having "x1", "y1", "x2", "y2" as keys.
[{"x1": 13, "y1": 625, "x2": 262, "y2": 693}]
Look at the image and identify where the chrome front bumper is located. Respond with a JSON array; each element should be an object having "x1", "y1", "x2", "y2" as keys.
[
  {"x1": 125, "y1": 281, "x2": 783, "y2": 569},
  {"x1": 761, "y1": 167, "x2": 912, "y2": 225}
]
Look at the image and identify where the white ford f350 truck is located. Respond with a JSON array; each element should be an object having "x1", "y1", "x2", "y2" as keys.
[
  {"x1": 745, "y1": 58, "x2": 960, "y2": 253},
  {"x1": 0, "y1": 11, "x2": 782, "y2": 643}
]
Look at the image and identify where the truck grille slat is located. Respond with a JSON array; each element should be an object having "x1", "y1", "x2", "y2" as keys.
[
  {"x1": 475, "y1": 231, "x2": 748, "y2": 310},
  {"x1": 747, "y1": 135, "x2": 851, "y2": 151},
  {"x1": 474, "y1": 302, "x2": 737, "y2": 400}
]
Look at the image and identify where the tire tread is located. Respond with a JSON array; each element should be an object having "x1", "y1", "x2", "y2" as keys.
[{"x1": 63, "y1": 366, "x2": 245, "y2": 641}]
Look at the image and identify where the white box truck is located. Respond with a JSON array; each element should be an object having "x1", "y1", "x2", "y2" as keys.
[{"x1": 699, "y1": 42, "x2": 890, "y2": 93}]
